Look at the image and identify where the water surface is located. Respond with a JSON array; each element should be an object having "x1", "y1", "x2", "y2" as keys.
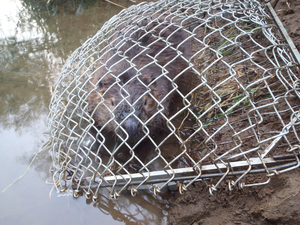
[{"x1": 0, "y1": 1, "x2": 168, "y2": 224}]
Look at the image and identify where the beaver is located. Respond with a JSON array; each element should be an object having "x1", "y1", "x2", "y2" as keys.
[{"x1": 87, "y1": 16, "x2": 191, "y2": 144}]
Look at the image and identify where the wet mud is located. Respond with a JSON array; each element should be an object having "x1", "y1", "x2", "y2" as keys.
[{"x1": 168, "y1": 0, "x2": 300, "y2": 224}]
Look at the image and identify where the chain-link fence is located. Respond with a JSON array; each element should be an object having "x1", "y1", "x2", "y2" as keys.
[{"x1": 47, "y1": 0, "x2": 300, "y2": 200}]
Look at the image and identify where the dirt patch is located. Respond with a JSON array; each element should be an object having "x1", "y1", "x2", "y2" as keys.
[
  {"x1": 168, "y1": 169, "x2": 300, "y2": 225},
  {"x1": 168, "y1": 1, "x2": 300, "y2": 224},
  {"x1": 275, "y1": 0, "x2": 300, "y2": 50}
]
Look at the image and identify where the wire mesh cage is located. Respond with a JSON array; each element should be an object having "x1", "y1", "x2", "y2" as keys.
[{"x1": 48, "y1": 0, "x2": 300, "y2": 199}]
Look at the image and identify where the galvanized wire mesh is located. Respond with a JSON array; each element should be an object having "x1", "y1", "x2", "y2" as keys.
[{"x1": 48, "y1": 0, "x2": 300, "y2": 199}]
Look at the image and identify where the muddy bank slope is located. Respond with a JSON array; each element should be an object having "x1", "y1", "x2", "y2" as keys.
[{"x1": 168, "y1": 1, "x2": 300, "y2": 224}]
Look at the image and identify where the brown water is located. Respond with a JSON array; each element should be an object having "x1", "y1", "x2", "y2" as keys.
[{"x1": 0, "y1": 1, "x2": 168, "y2": 224}]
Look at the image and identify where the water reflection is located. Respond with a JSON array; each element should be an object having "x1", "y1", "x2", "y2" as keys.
[
  {"x1": 0, "y1": 0, "x2": 123, "y2": 129},
  {"x1": 85, "y1": 190, "x2": 169, "y2": 224},
  {"x1": 1, "y1": 0, "x2": 60, "y2": 129},
  {"x1": 0, "y1": 1, "x2": 169, "y2": 224}
]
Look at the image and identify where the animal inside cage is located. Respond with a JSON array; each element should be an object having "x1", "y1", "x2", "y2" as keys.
[{"x1": 47, "y1": 0, "x2": 300, "y2": 199}]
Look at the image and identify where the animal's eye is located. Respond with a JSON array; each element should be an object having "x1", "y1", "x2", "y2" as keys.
[
  {"x1": 120, "y1": 72, "x2": 129, "y2": 83},
  {"x1": 111, "y1": 100, "x2": 115, "y2": 106},
  {"x1": 144, "y1": 98, "x2": 147, "y2": 106}
]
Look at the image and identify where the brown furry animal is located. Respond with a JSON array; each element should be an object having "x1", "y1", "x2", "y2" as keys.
[{"x1": 87, "y1": 17, "x2": 191, "y2": 144}]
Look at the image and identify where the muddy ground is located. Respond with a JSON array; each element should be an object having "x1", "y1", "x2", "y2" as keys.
[{"x1": 168, "y1": 0, "x2": 300, "y2": 224}]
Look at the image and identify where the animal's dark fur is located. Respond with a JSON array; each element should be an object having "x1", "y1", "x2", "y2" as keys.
[{"x1": 87, "y1": 16, "x2": 191, "y2": 143}]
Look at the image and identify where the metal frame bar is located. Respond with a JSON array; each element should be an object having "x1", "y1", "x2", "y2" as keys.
[
  {"x1": 79, "y1": 155, "x2": 298, "y2": 189},
  {"x1": 267, "y1": 2, "x2": 300, "y2": 65}
]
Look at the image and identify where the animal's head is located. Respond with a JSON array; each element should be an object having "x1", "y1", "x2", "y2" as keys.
[{"x1": 88, "y1": 72, "x2": 171, "y2": 143}]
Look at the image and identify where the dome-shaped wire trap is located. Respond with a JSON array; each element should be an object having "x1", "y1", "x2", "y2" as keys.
[{"x1": 47, "y1": 0, "x2": 300, "y2": 198}]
